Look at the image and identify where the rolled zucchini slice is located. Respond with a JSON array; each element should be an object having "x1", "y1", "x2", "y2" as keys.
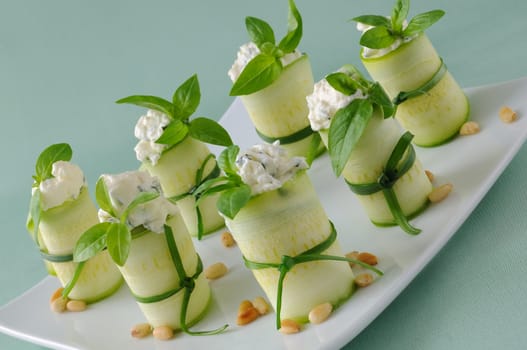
[
  {"x1": 225, "y1": 172, "x2": 355, "y2": 325},
  {"x1": 142, "y1": 136, "x2": 225, "y2": 239},
  {"x1": 238, "y1": 55, "x2": 323, "y2": 158},
  {"x1": 361, "y1": 34, "x2": 470, "y2": 147},
  {"x1": 38, "y1": 188, "x2": 123, "y2": 303}
]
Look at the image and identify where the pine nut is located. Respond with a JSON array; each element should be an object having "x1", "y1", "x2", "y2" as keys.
[
  {"x1": 50, "y1": 297, "x2": 68, "y2": 313},
  {"x1": 221, "y1": 231, "x2": 236, "y2": 247},
  {"x1": 152, "y1": 325, "x2": 174, "y2": 340},
  {"x1": 355, "y1": 273, "x2": 374, "y2": 287},
  {"x1": 66, "y1": 300, "x2": 87, "y2": 312},
  {"x1": 253, "y1": 296, "x2": 270, "y2": 315},
  {"x1": 204, "y1": 262, "x2": 228, "y2": 280},
  {"x1": 428, "y1": 183, "x2": 453, "y2": 203},
  {"x1": 279, "y1": 319, "x2": 301, "y2": 334},
  {"x1": 238, "y1": 300, "x2": 253, "y2": 314},
  {"x1": 358, "y1": 252, "x2": 378, "y2": 266},
  {"x1": 50, "y1": 287, "x2": 64, "y2": 303},
  {"x1": 499, "y1": 106, "x2": 517, "y2": 123},
  {"x1": 345, "y1": 251, "x2": 360, "y2": 267},
  {"x1": 237, "y1": 305, "x2": 260, "y2": 325},
  {"x1": 425, "y1": 170, "x2": 434, "y2": 183},
  {"x1": 459, "y1": 121, "x2": 480, "y2": 135},
  {"x1": 308, "y1": 302, "x2": 333, "y2": 324},
  {"x1": 131, "y1": 323, "x2": 152, "y2": 338}
]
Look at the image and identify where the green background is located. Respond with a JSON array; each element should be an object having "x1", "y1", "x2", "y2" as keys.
[{"x1": 1, "y1": 0, "x2": 526, "y2": 349}]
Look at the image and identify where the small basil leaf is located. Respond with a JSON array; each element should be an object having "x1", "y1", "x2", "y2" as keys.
[
  {"x1": 369, "y1": 82, "x2": 396, "y2": 118},
  {"x1": 328, "y1": 99, "x2": 373, "y2": 176},
  {"x1": 359, "y1": 25, "x2": 396, "y2": 49},
  {"x1": 246, "y1": 16, "x2": 276, "y2": 47},
  {"x1": 173, "y1": 74, "x2": 200, "y2": 121},
  {"x1": 73, "y1": 222, "x2": 111, "y2": 262},
  {"x1": 325, "y1": 72, "x2": 358, "y2": 96},
  {"x1": 217, "y1": 145, "x2": 240, "y2": 177},
  {"x1": 352, "y1": 15, "x2": 391, "y2": 28},
  {"x1": 278, "y1": 0, "x2": 303, "y2": 53},
  {"x1": 188, "y1": 117, "x2": 233, "y2": 146},
  {"x1": 35, "y1": 143, "x2": 72, "y2": 183},
  {"x1": 106, "y1": 223, "x2": 131, "y2": 266},
  {"x1": 196, "y1": 181, "x2": 239, "y2": 206},
  {"x1": 230, "y1": 54, "x2": 283, "y2": 96},
  {"x1": 391, "y1": 0, "x2": 410, "y2": 33},
  {"x1": 95, "y1": 177, "x2": 116, "y2": 218},
  {"x1": 121, "y1": 192, "x2": 160, "y2": 225},
  {"x1": 29, "y1": 189, "x2": 41, "y2": 244},
  {"x1": 116, "y1": 95, "x2": 174, "y2": 119},
  {"x1": 217, "y1": 184, "x2": 252, "y2": 219},
  {"x1": 403, "y1": 10, "x2": 445, "y2": 37},
  {"x1": 155, "y1": 120, "x2": 189, "y2": 146}
]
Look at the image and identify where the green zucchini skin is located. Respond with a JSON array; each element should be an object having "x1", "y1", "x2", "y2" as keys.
[{"x1": 361, "y1": 34, "x2": 470, "y2": 147}]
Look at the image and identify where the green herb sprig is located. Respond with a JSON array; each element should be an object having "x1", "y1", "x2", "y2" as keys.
[
  {"x1": 194, "y1": 145, "x2": 251, "y2": 219},
  {"x1": 27, "y1": 143, "x2": 73, "y2": 244},
  {"x1": 352, "y1": 0, "x2": 444, "y2": 50},
  {"x1": 116, "y1": 74, "x2": 232, "y2": 152},
  {"x1": 73, "y1": 177, "x2": 159, "y2": 266},
  {"x1": 325, "y1": 65, "x2": 395, "y2": 176},
  {"x1": 230, "y1": 0, "x2": 303, "y2": 96}
]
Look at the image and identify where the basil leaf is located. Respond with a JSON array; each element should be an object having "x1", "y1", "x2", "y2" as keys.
[
  {"x1": 156, "y1": 120, "x2": 189, "y2": 146},
  {"x1": 73, "y1": 222, "x2": 111, "y2": 262},
  {"x1": 217, "y1": 184, "x2": 251, "y2": 219},
  {"x1": 352, "y1": 15, "x2": 391, "y2": 28},
  {"x1": 218, "y1": 145, "x2": 240, "y2": 177},
  {"x1": 121, "y1": 192, "x2": 160, "y2": 225},
  {"x1": 29, "y1": 189, "x2": 41, "y2": 244},
  {"x1": 369, "y1": 82, "x2": 395, "y2": 118},
  {"x1": 359, "y1": 26, "x2": 396, "y2": 49},
  {"x1": 35, "y1": 143, "x2": 72, "y2": 183},
  {"x1": 230, "y1": 54, "x2": 282, "y2": 96},
  {"x1": 391, "y1": 0, "x2": 409, "y2": 33},
  {"x1": 246, "y1": 16, "x2": 276, "y2": 47},
  {"x1": 325, "y1": 72, "x2": 358, "y2": 96},
  {"x1": 173, "y1": 74, "x2": 200, "y2": 121},
  {"x1": 403, "y1": 10, "x2": 445, "y2": 36},
  {"x1": 278, "y1": 0, "x2": 303, "y2": 53},
  {"x1": 116, "y1": 95, "x2": 174, "y2": 119},
  {"x1": 196, "y1": 181, "x2": 239, "y2": 206},
  {"x1": 188, "y1": 117, "x2": 233, "y2": 146},
  {"x1": 328, "y1": 99, "x2": 373, "y2": 176},
  {"x1": 106, "y1": 223, "x2": 131, "y2": 266},
  {"x1": 95, "y1": 177, "x2": 115, "y2": 218}
]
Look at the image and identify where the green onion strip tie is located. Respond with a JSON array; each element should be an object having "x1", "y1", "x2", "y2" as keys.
[
  {"x1": 243, "y1": 222, "x2": 383, "y2": 329},
  {"x1": 131, "y1": 224, "x2": 227, "y2": 335},
  {"x1": 392, "y1": 59, "x2": 447, "y2": 106},
  {"x1": 168, "y1": 153, "x2": 220, "y2": 240},
  {"x1": 346, "y1": 131, "x2": 422, "y2": 235},
  {"x1": 255, "y1": 124, "x2": 315, "y2": 145}
]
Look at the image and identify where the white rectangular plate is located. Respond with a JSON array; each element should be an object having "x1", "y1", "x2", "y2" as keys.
[{"x1": 1, "y1": 77, "x2": 527, "y2": 350}]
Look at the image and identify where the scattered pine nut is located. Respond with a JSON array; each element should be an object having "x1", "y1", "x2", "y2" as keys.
[
  {"x1": 358, "y1": 252, "x2": 378, "y2": 266},
  {"x1": 152, "y1": 325, "x2": 174, "y2": 340},
  {"x1": 50, "y1": 297, "x2": 68, "y2": 313},
  {"x1": 355, "y1": 273, "x2": 374, "y2": 288},
  {"x1": 425, "y1": 170, "x2": 435, "y2": 183},
  {"x1": 252, "y1": 296, "x2": 270, "y2": 315},
  {"x1": 459, "y1": 121, "x2": 480, "y2": 136},
  {"x1": 221, "y1": 231, "x2": 236, "y2": 247},
  {"x1": 238, "y1": 300, "x2": 254, "y2": 314},
  {"x1": 499, "y1": 106, "x2": 517, "y2": 123},
  {"x1": 345, "y1": 251, "x2": 360, "y2": 267},
  {"x1": 131, "y1": 323, "x2": 152, "y2": 338},
  {"x1": 66, "y1": 299, "x2": 87, "y2": 312},
  {"x1": 236, "y1": 301, "x2": 260, "y2": 326},
  {"x1": 50, "y1": 287, "x2": 64, "y2": 303},
  {"x1": 428, "y1": 183, "x2": 453, "y2": 203},
  {"x1": 308, "y1": 302, "x2": 333, "y2": 325},
  {"x1": 204, "y1": 262, "x2": 228, "y2": 280},
  {"x1": 279, "y1": 319, "x2": 301, "y2": 334}
]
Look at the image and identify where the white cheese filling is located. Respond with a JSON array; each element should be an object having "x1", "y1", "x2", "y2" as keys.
[
  {"x1": 38, "y1": 161, "x2": 86, "y2": 211},
  {"x1": 134, "y1": 109, "x2": 171, "y2": 165}
]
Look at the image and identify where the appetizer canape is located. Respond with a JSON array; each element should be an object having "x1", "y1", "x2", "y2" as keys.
[{"x1": 353, "y1": 0, "x2": 470, "y2": 146}]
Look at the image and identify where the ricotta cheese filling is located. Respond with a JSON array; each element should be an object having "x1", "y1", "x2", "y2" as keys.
[
  {"x1": 38, "y1": 161, "x2": 86, "y2": 211},
  {"x1": 134, "y1": 109, "x2": 171, "y2": 165}
]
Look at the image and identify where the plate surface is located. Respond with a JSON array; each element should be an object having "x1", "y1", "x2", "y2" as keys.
[{"x1": 1, "y1": 77, "x2": 526, "y2": 350}]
